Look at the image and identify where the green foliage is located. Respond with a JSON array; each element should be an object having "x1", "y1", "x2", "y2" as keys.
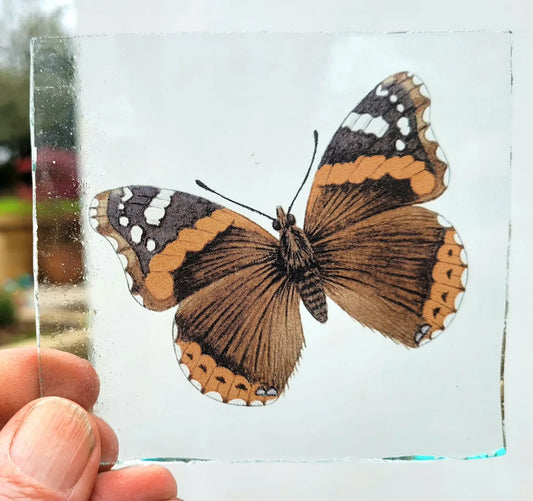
[
  {"x1": 0, "y1": 292, "x2": 16, "y2": 327},
  {"x1": 0, "y1": 8, "x2": 72, "y2": 147}
]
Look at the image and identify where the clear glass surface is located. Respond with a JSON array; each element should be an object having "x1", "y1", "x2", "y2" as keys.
[{"x1": 32, "y1": 32, "x2": 511, "y2": 462}]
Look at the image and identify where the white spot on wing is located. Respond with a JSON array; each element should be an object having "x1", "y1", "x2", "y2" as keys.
[
  {"x1": 133, "y1": 294, "x2": 144, "y2": 306},
  {"x1": 229, "y1": 399, "x2": 247, "y2": 406},
  {"x1": 118, "y1": 253, "x2": 128, "y2": 269},
  {"x1": 125, "y1": 272, "x2": 133, "y2": 290},
  {"x1": 342, "y1": 112, "x2": 389, "y2": 138},
  {"x1": 436, "y1": 146, "x2": 447, "y2": 163},
  {"x1": 395, "y1": 139, "x2": 406, "y2": 151},
  {"x1": 130, "y1": 225, "x2": 143, "y2": 244},
  {"x1": 424, "y1": 127, "x2": 436, "y2": 142},
  {"x1": 89, "y1": 217, "x2": 99, "y2": 230},
  {"x1": 396, "y1": 103, "x2": 405, "y2": 113},
  {"x1": 454, "y1": 291, "x2": 465, "y2": 309},
  {"x1": 146, "y1": 238, "x2": 156, "y2": 252},
  {"x1": 119, "y1": 216, "x2": 129, "y2": 227},
  {"x1": 118, "y1": 203, "x2": 125, "y2": 210},
  {"x1": 419, "y1": 84, "x2": 430, "y2": 97},
  {"x1": 397, "y1": 117, "x2": 410, "y2": 136},
  {"x1": 205, "y1": 391, "x2": 223, "y2": 402},
  {"x1": 437, "y1": 215, "x2": 452, "y2": 227},
  {"x1": 144, "y1": 189, "x2": 175, "y2": 226},
  {"x1": 180, "y1": 363, "x2": 190, "y2": 378},
  {"x1": 443, "y1": 313, "x2": 456, "y2": 328},
  {"x1": 422, "y1": 106, "x2": 431, "y2": 123},
  {"x1": 389, "y1": 94, "x2": 398, "y2": 103},
  {"x1": 461, "y1": 267, "x2": 468, "y2": 287},
  {"x1": 121, "y1": 187, "x2": 133, "y2": 202},
  {"x1": 418, "y1": 338, "x2": 431, "y2": 346},
  {"x1": 460, "y1": 248, "x2": 467, "y2": 264},
  {"x1": 443, "y1": 166, "x2": 450, "y2": 187},
  {"x1": 431, "y1": 330, "x2": 442, "y2": 340},
  {"x1": 375, "y1": 83, "x2": 389, "y2": 96},
  {"x1": 412, "y1": 75, "x2": 423, "y2": 86},
  {"x1": 191, "y1": 379, "x2": 202, "y2": 391},
  {"x1": 105, "y1": 236, "x2": 118, "y2": 251},
  {"x1": 144, "y1": 206, "x2": 166, "y2": 226},
  {"x1": 90, "y1": 198, "x2": 99, "y2": 208},
  {"x1": 250, "y1": 400, "x2": 264, "y2": 406}
]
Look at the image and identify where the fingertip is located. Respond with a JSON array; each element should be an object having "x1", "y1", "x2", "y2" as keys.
[
  {"x1": 92, "y1": 415, "x2": 119, "y2": 471},
  {"x1": 91, "y1": 464, "x2": 177, "y2": 501}
]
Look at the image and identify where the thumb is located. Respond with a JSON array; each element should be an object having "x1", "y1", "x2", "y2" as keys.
[{"x1": 0, "y1": 396, "x2": 101, "y2": 501}]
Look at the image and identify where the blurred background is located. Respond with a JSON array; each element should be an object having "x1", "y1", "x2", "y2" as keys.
[{"x1": 0, "y1": 0, "x2": 83, "y2": 351}]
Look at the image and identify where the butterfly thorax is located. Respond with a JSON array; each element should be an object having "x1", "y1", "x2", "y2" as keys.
[{"x1": 274, "y1": 206, "x2": 328, "y2": 323}]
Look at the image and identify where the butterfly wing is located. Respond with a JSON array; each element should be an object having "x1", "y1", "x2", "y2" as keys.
[
  {"x1": 305, "y1": 71, "x2": 448, "y2": 241},
  {"x1": 305, "y1": 72, "x2": 467, "y2": 346},
  {"x1": 315, "y1": 206, "x2": 466, "y2": 347},
  {"x1": 175, "y1": 265, "x2": 304, "y2": 406},
  {"x1": 90, "y1": 185, "x2": 304, "y2": 405}
]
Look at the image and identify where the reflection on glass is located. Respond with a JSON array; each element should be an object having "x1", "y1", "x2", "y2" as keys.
[{"x1": 33, "y1": 38, "x2": 88, "y2": 358}]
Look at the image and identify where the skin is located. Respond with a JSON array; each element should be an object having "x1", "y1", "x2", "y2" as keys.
[{"x1": 0, "y1": 347, "x2": 181, "y2": 501}]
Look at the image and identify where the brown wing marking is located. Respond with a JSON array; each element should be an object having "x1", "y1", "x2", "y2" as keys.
[
  {"x1": 173, "y1": 263, "x2": 304, "y2": 406},
  {"x1": 316, "y1": 206, "x2": 467, "y2": 348}
]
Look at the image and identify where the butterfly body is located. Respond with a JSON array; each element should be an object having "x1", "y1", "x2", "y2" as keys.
[
  {"x1": 274, "y1": 206, "x2": 328, "y2": 323},
  {"x1": 91, "y1": 72, "x2": 467, "y2": 406}
]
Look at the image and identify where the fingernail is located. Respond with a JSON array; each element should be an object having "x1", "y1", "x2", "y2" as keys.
[{"x1": 10, "y1": 397, "x2": 95, "y2": 490}]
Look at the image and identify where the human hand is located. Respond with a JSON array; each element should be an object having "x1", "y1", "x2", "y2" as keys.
[{"x1": 0, "y1": 347, "x2": 181, "y2": 500}]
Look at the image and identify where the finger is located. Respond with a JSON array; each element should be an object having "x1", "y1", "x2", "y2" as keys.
[
  {"x1": 0, "y1": 347, "x2": 100, "y2": 427},
  {"x1": 0, "y1": 396, "x2": 102, "y2": 501},
  {"x1": 90, "y1": 465, "x2": 178, "y2": 501},
  {"x1": 93, "y1": 415, "x2": 119, "y2": 471}
]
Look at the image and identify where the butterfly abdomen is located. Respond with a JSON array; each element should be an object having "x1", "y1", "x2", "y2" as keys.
[
  {"x1": 278, "y1": 225, "x2": 328, "y2": 323},
  {"x1": 296, "y1": 268, "x2": 328, "y2": 323}
]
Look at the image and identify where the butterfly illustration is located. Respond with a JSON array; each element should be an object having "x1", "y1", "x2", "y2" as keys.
[{"x1": 90, "y1": 72, "x2": 467, "y2": 407}]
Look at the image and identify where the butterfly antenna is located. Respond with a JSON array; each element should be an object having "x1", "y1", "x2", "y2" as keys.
[
  {"x1": 287, "y1": 130, "x2": 319, "y2": 214},
  {"x1": 195, "y1": 180, "x2": 276, "y2": 221}
]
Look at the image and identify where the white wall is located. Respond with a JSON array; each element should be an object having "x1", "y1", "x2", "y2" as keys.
[{"x1": 72, "y1": 1, "x2": 532, "y2": 500}]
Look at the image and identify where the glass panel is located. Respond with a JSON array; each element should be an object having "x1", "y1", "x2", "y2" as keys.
[{"x1": 32, "y1": 32, "x2": 511, "y2": 462}]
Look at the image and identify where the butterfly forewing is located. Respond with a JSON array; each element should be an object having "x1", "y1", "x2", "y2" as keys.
[{"x1": 305, "y1": 72, "x2": 449, "y2": 240}]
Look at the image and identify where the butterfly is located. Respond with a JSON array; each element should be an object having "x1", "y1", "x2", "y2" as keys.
[{"x1": 90, "y1": 72, "x2": 467, "y2": 407}]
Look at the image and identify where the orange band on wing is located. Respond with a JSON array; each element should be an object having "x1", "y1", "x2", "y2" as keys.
[
  {"x1": 176, "y1": 340, "x2": 278, "y2": 406},
  {"x1": 313, "y1": 155, "x2": 434, "y2": 196},
  {"x1": 421, "y1": 228, "x2": 467, "y2": 335},
  {"x1": 144, "y1": 209, "x2": 236, "y2": 300}
]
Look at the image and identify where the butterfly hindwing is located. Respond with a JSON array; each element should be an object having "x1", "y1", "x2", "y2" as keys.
[
  {"x1": 305, "y1": 72, "x2": 448, "y2": 241},
  {"x1": 174, "y1": 265, "x2": 304, "y2": 405},
  {"x1": 315, "y1": 206, "x2": 467, "y2": 347}
]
